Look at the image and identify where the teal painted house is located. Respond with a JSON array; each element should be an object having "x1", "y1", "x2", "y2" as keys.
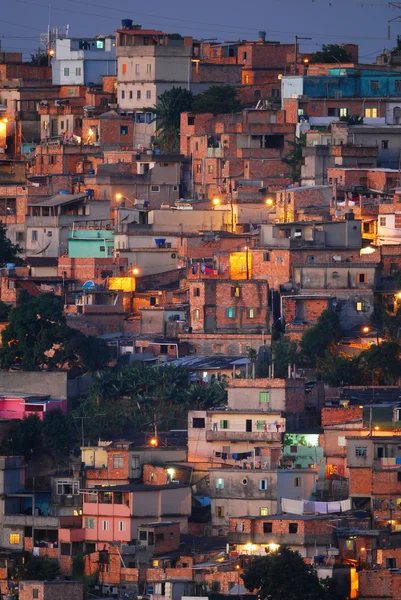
[{"x1": 68, "y1": 229, "x2": 115, "y2": 258}]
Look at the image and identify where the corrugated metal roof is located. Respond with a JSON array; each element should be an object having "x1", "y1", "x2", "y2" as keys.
[{"x1": 28, "y1": 193, "x2": 86, "y2": 207}]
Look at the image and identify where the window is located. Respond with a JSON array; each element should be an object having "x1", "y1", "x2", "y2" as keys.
[
  {"x1": 370, "y1": 80, "x2": 379, "y2": 91},
  {"x1": 196, "y1": 164, "x2": 202, "y2": 173},
  {"x1": 64, "y1": 67, "x2": 69, "y2": 76},
  {"x1": 135, "y1": 64, "x2": 140, "y2": 74},
  {"x1": 339, "y1": 108, "x2": 348, "y2": 117},
  {"x1": 289, "y1": 523, "x2": 298, "y2": 534},
  {"x1": 188, "y1": 115, "x2": 195, "y2": 125},
  {"x1": 193, "y1": 309, "x2": 200, "y2": 320},
  {"x1": 254, "y1": 89, "x2": 261, "y2": 98},
  {"x1": 113, "y1": 454, "x2": 124, "y2": 469},
  {"x1": 356, "y1": 447, "x2": 367, "y2": 457},
  {"x1": 365, "y1": 108, "x2": 378, "y2": 118},
  {"x1": 146, "y1": 90, "x2": 151, "y2": 100},
  {"x1": 215, "y1": 344, "x2": 223, "y2": 353},
  {"x1": 122, "y1": 63, "x2": 127, "y2": 74},
  {"x1": 207, "y1": 164, "x2": 214, "y2": 174},
  {"x1": 31, "y1": 230, "x2": 38, "y2": 242},
  {"x1": 194, "y1": 287, "x2": 200, "y2": 297},
  {"x1": 382, "y1": 140, "x2": 390, "y2": 149},
  {"x1": 387, "y1": 558, "x2": 397, "y2": 568},
  {"x1": 231, "y1": 286, "x2": 241, "y2": 298},
  {"x1": 263, "y1": 252, "x2": 270, "y2": 261},
  {"x1": 256, "y1": 420, "x2": 266, "y2": 431},
  {"x1": 338, "y1": 436, "x2": 346, "y2": 447},
  {"x1": 260, "y1": 508, "x2": 269, "y2": 516},
  {"x1": 259, "y1": 479, "x2": 268, "y2": 490},
  {"x1": 357, "y1": 273, "x2": 367, "y2": 283},
  {"x1": 294, "y1": 477, "x2": 301, "y2": 487},
  {"x1": 192, "y1": 417, "x2": 205, "y2": 428},
  {"x1": 16, "y1": 232, "x2": 24, "y2": 242},
  {"x1": 263, "y1": 522, "x2": 273, "y2": 534},
  {"x1": 225, "y1": 307, "x2": 235, "y2": 318},
  {"x1": 276, "y1": 256, "x2": 283, "y2": 263},
  {"x1": 396, "y1": 80, "x2": 401, "y2": 92},
  {"x1": 120, "y1": 125, "x2": 129, "y2": 135},
  {"x1": 216, "y1": 506, "x2": 225, "y2": 517},
  {"x1": 147, "y1": 63, "x2": 152, "y2": 73},
  {"x1": 248, "y1": 308, "x2": 255, "y2": 319},
  {"x1": 220, "y1": 419, "x2": 230, "y2": 430},
  {"x1": 85, "y1": 518, "x2": 95, "y2": 529},
  {"x1": 216, "y1": 477, "x2": 225, "y2": 489},
  {"x1": 97, "y1": 40, "x2": 104, "y2": 49},
  {"x1": 379, "y1": 217, "x2": 387, "y2": 227},
  {"x1": 57, "y1": 480, "x2": 79, "y2": 495},
  {"x1": 121, "y1": 90, "x2": 125, "y2": 99},
  {"x1": 307, "y1": 255, "x2": 315, "y2": 264},
  {"x1": 151, "y1": 185, "x2": 160, "y2": 192},
  {"x1": 137, "y1": 90, "x2": 141, "y2": 100},
  {"x1": 9, "y1": 534, "x2": 20, "y2": 545},
  {"x1": 356, "y1": 301, "x2": 365, "y2": 312},
  {"x1": 129, "y1": 90, "x2": 133, "y2": 100},
  {"x1": 118, "y1": 521, "x2": 126, "y2": 532},
  {"x1": 259, "y1": 391, "x2": 270, "y2": 404},
  {"x1": 139, "y1": 531, "x2": 147, "y2": 541},
  {"x1": 33, "y1": 589, "x2": 39, "y2": 599},
  {"x1": 328, "y1": 107, "x2": 337, "y2": 117},
  {"x1": 102, "y1": 520, "x2": 109, "y2": 531}
]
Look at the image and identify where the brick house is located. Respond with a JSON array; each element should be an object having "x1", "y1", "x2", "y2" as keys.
[{"x1": 19, "y1": 581, "x2": 83, "y2": 600}]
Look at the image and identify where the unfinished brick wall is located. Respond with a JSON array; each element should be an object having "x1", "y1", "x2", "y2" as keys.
[{"x1": 322, "y1": 406, "x2": 363, "y2": 426}]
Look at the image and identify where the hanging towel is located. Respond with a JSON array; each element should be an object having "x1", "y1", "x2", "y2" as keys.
[
  {"x1": 328, "y1": 501, "x2": 341, "y2": 513},
  {"x1": 281, "y1": 498, "x2": 304, "y2": 515},
  {"x1": 340, "y1": 498, "x2": 352, "y2": 512},
  {"x1": 314, "y1": 502, "x2": 328, "y2": 514}
]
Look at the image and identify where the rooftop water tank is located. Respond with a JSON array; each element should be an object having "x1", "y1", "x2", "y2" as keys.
[
  {"x1": 85, "y1": 188, "x2": 94, "y2": 197},
  {"x1": 258, "y1": 31, "x2": 266, "y2": 42},
  {"x1": 59, "y1": 189, "x2": 70, "y2": 195},
  {"x1": 121, "y1": 19, "x2": 133, "y2": 29},
  {"x1": 6, "y1": 263, "x2": 15, "y2": 270}
]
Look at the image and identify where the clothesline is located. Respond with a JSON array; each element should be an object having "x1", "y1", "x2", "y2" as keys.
[{"x1": 281, "y1": 497, "x2": 352, "y2": 515}]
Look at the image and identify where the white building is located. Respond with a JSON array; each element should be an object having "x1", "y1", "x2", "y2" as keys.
[
  {"x1": 116, "y1": 21, "x2": 192, "y2": 147},
  {"x1": 52, "y1": 35, "x2": 116, "y2": 86}
]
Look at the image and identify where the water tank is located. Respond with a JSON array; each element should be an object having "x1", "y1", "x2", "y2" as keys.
[
  {"x1": 85, "y1": 188, "x2": 94, "y2": 197},
  {"x1": 6, "y1": 263, "x2": 15, "y2": 270},
  {"x1": 155, "y1": 238, "x2": 166, "y2": 248},
  {"x1": 59, "y1": 189, "x2": 70, "y2": 195},
  {"x1": 345, "y1": 209, "x2": 355, "y2": 221},
  {"x1": 121, "y1": 19, "x2": 133, "y2": 29},
  {"x1": 258, "y1": 31, "x2": 266, "y2": 42}
]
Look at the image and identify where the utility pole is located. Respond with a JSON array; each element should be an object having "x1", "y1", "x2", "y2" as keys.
[
  {"x1": 389, "y1": 3, "x2": 401, "y2": 39},
  {"x1": 294, "y1": 35, "x2": 312, "y2": 75}
]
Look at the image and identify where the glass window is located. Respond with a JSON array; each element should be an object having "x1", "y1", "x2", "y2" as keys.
[
  {"x1": 97, "y1": 40, "x2": 105, "y2": 49},
  {"x1": 365, "y1": 108, "x2": 378, "y2": 118},
  {"x1": 294, "y1": 477, "x2": 301, "y2": 487},
  {"x1": 260, "y1": 391, "x2": 270, "y2": 404},
  {"x1": 256, "y1": 420, "x2": 266, "y2": 431},
  {"x1": 118, "y1": 521, "x2": 126, "y2": 531},
  {"x1": 135, "y1": 64, "x2": 140, "y2": 74},
  {"x1": 225, "y1": 307, "x2": 235, "y2": 318},
  {"x1": 193, "y1": 309, "x2": 200, "y2": 320},
  {"x1": 31, "y1": 230, "x2": 38, "y2": 242},
  {"x1": 120, "y1": 126, "x2": 129, "y2": 135},
  {"x1": 263, "y1": 521, "x2": 272, "y2": 532},
  {"x1": 146, "y1": 90, "x2": 151, "y2": 100},
  {"x1": 64, "y1": 67, "x2": 69, "y2": 76},
  {"x1": 259, "y1": 479, "x2": 267, "y2": 490},
  {"x1": 102, "y1": 520, "x2": 109, "y2": 531},
  {"x1": 9, "y1": 534, "x2": 20, "y2": 545},
  {"x1": 85, "y1": 518, "x2": 95, "y2": 529},
  {"x1": 147, "y1": 64, "x2": 152, "y2": 73},
  {"x1": 289, "y1": 523, "x2": 298, "y2": 534},
  {"x1": 356, "y1": 447, "x2": 367, "y2": 457},
  {"x1": 248, "y1": 308, "x2": 255, "y2": 319},
  {"x1": 339, "y1": 108, "x2": 348, "y2": 117},
  {"x1": 219, "y1": 420, "x2": 230, "y2": 430},
  {"x1": 215, "y1": 506, "x2": 225, "y2": 517},
  {"x1": 260, "y1": 508, "x2": 269, "y2": 516},
  {"x1": 137, "y1": 90, "x2": 141, "y2": 100},
  {"x1": 338, "y1": 436, "x2": 346, "y2": 447},
  {"x1": 216, "y1": 478, "x2": 224, "y2": 489},
  {"x1": 113, "y1": 454, "x2": 124, "y2": 469}
]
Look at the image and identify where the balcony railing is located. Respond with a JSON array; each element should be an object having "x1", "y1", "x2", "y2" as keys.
[{"x1": 206, "y1": 430, "x2": 282, "y2": 442}]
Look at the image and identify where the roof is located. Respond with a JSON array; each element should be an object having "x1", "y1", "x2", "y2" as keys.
[
  {"x1": 235, "y1": 513, "x2": 335, "y2": 521},
  {"x1": 117, "y1": 28, "x2": 166, "y2": 36},
  {"x1": 25, "y1": 257, "x2": 58, "y2": 267},
  {"x1": 18, "y1": 281, "x2": 41, "y2": 296},
  {"x1": 163, "y1": 356, "x2": 250, "y2": 370},
  {"x1": 84, "y1": 483, "x2": 190, "y2": 492},
  {"x1": 28, "y1": 193, "x2": 86, "y2": 207}
]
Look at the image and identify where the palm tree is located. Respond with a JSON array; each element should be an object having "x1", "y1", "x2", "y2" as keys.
[{"x1": 152, "y1": 87, "x2": 193, "y2": 153}]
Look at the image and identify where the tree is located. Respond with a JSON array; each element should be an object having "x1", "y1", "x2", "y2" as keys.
[
  {"x1": 242, "y1": 546, "x2": 335, "y2": 600},
  {"x1": 272, "y1": 336, "x2": 299, "y2": 378},
  {"x1": 19, "y1": 556, "x2": 60, "y2": 581},
  {"x1": 1, "y1": 414, "x2": 43, "y2": 460},
  {"x1": 282, "y1": 133, "x2": 306, "y2": 183},
  {"x1": 359, "y1": 341, "x2": 401, "y2": 385},
  {"x1": 317, "y1": 350, "x2": 362, "y2": 386},
  {"x1": 0, "y1": 300, "x2": 10, "y2": 321},
  {"x1": 43, "y1": 409, "x2": 73, "y2": 461},
  {"x1": 152, "y1": 87, "x2": 194, "y2": 152},
  {"x1": 0, "y1": 222, "x2": 22, "y2": 267},
  {"x1": 310, "y1": 44, "x2": 352, "y2": 64},
  {"x1": 340, "y1": 114, "x2": 364, "y2": 125},
  {"x1": 0, "y1": 294, "x2": 110, "y2": 372},
  {"x1": 192, "y1": 85, "x2": 241, "y2": 115},
  {"x1": 300, "y1": 309, "x2": 341, "y2": 366}
]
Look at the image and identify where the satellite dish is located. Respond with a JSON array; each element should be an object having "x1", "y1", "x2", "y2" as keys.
[{"x1": 82, "y1": 280, "x2": 96, "y2": 290}]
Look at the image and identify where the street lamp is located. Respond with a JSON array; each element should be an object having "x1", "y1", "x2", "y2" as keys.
[
  {"x1": 132, "y1": 267, "x2": 140, "y2": 276},
  {"x1": 212, "y1": 197, "x2": 220, "y2": 207},
  {"x1": 265, "y1": 197, "x2": 274, "y2": 206}
]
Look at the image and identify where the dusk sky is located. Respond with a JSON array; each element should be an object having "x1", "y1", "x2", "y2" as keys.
[{"x1": 0, "y1": 0, "x2": 399, "y2": 62}]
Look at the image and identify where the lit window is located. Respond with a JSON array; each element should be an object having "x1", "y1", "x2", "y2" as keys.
[
  {"x1": 225, "y1": 307, "x2": 235, "y2": 318},
  {"x1": 122, "y1": 63, "x2": 127, "y2": 74},
  {"x1": 260, "y1": 507, "x2": 269, "y2": 516},
  {"x1": 356, "y1": 447, "x2": 367, "y2": 457},
  {"x1": 208, "y1": 164, "x2": 214, "y2": 174},
  {"x1": 338, "y1": 436, "x2": 346, "y2": 447},
  {"x1": 147, "y1": 64, "x2": 152, "y2": 73},
  {"x1": 193, "y1": 309, "x2": 200, "y2": 320},
  {"x1": 356, "y1": 302, "x2": 365, "y2": 312},
  {"x1": 248, "y1": 308, "x2": 255, "y2": 319},
  {"x1": 96, "y1": 40, "x2": 105, "y2": 49},
  {"x1": 339, "y1": 108, "x2": 348, "y2": 117},
  {"x1": 113, "y1": 455, "x2": 124, "y2": 469},
  {"x1": 120, "y1": 126, "x2": 129, "y2": 135},
  {"x1": 365, "y1": 108, "x2": 378, "y2": 118},
  {"x1": 9, "y1": 534, "x2": 20, "y2": 545},
  {"x1": 216, "y1": 478, "x2": 224, "y2": 489},
  {"x1": 232, "y1": 287, "x2": 240, "y2": 298},
  {"x1": 215, "y1": 506, "x2": 225, "y2": 517}
]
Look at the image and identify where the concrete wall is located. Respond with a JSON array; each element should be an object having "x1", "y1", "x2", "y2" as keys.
[
  {"x1": 147, "y1": 209, "x2": 232, "y2": 233},
  {"x1": 0, "y1": 371, "x2": 68, "y2": 398},
  {"x1": 277, "y1": 469, "x2": 317, "y2": 506}
]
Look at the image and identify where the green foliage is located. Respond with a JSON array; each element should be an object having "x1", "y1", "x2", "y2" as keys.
[
  {"x1": 28, "y1": 51, "x2": 48, "y2": 66},
  {"x1": 317, "y1": 350, "x2": 362, "y2": 386},
  {"x1": 0, "y1": 222, "x2": 22, "y2": 267},
  {"x1": 0, "y1": 300, "x2": 10, "y2": 321},
  {"x1": 0, "y1": 293, "x2": 109, "y2": 372},
  {"x1": 310, "y1": 44, "x2": 352, "y2": 64},
  {"x1": 242, "y1": 546, "x2": 336, "y2": 600},
  {"x1": 272, "y1": 336, "x2": 299, "y2": 378},
  {"x1": 359, "y1": 341, "x2": 401, "y2": 385},
  {"x1": 153, "y1": 87, "x2": 194, "y2": 152},
  {"x1": 192, "y1": 85, "x2": 242, "y2": 115},
  {"x1": 19, "y1": 556, "x2": 60, "y2": 581},
  {"x1": 72, "y1": 552, "x2": 85, "y2": 580},
  {"x1": 339, "y1": 114, "x2": 364, "y2": 125},
  {"x1": 282, "y1": 133, "x2": 306, "y2": 183},
  {"x1": 43, "y1": 409, "x2": 73, "y2": 461},
  {"x1": 0, "y1": 414, "x2": 43, "y2": 460},
  {"x1": 76, "y1": 363, "x2": 227, "y2": 440},
  {"x1": 168, "y1": 33, "x2": 184, "y2": 40},
  {"x1": 300, "y1": 309, "x2": 341, "y2": 366}
]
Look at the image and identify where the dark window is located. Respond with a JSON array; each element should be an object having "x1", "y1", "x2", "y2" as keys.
[
  {"x1": 387, "y1": 558, "x2": 397, "y2": 568},
  {"x1": 61, "y1": 543, "x2": 71, "y2": 556},
  {"x1": 160, "y1": 345, "x2": 168, "y2": 354},
  {"x1": 120, "y1": 126, "x2": 129, "y2": 135},
  {"x1": 328, "y1": 107, "x2": 337, "y2": 116},
  {"x1": 382, "y1": 140, "x2": 389, "y2": 149},
  {"x1": 263, "y1": 522, "x2": 273, "y2": 533},
  {"x1": 156, "y1": 533, "x2": 165, "y2": 541},
  {"x1": 192, "y1": 417, "x2": 205, "y2": 428},
  {"x1": 370, "y1": 80, "x2": 379, "y2": 91},
  {"x1": 254, "y1": 89, "x2": 261, "y2": 98},
  {"x1": 397, "y1": 472, "x2": 401, "y2": 482},
  {"x1": 396, "y1": 80, "x2": 401, "y2": 91},
  {"x1": 139, "y1": 531, "x2": 147, "y2": 541},
  {"x1": 289, "y1": 523, "x2": 298, "y2": 534},
  {"x1": 188, "y1": 116, "x2": 195, "y2": 125},
  {"x1": 263, "y1": 252, "x2": 270, "y2": 261},
  {"x1": 194, "y1": 287, "x2": 201, "y2": 297},
  {"x1": 33, "y1": 590, "x2": 39, "y2": 599}
]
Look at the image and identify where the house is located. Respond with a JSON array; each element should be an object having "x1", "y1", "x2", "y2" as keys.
[{"x1": 19, "y1": 581, "x2": 83, "y2": 600}]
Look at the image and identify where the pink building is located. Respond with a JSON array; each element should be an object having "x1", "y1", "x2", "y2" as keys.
[
  {"x1": 59, "y1": 484, "x2": 192, "y2": 550},
  {"x1": 0, "y1": 393, "x2": 67, "y2": 420}
]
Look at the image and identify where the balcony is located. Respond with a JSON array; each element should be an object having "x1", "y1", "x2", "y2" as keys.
[
  {"x1": 227, "y1": 532, "x2": 333, "y2": 546},
  {"x1": 206, "y1": 430, "x2": 282, "y2": 442},
  {"x1": 3, "y1": 514, "x2": 59, "y2": 528}
]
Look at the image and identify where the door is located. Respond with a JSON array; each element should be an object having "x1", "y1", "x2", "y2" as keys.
[{"x1": 246, "y1": 419, "x2": 252, "y2": 432}]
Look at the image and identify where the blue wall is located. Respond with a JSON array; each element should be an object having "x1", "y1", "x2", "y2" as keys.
[{"x1": 303, "y1": 69, "x2": 401, "y2": 98}]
